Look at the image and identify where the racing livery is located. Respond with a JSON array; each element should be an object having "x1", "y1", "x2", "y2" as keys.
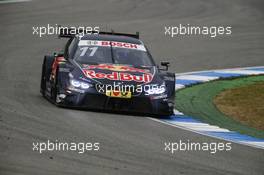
[{"x1": 40, "y1": 30, "x2": 175, "y2": 116}]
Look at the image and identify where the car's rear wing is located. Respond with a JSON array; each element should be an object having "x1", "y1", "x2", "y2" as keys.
[{"x1": 58, "y1": 26, "x2": 139, "y2": 39}]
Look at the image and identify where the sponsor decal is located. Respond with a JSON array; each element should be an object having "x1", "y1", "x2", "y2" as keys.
[
  {"x1": 56, "y1": 57, "x2": 66, "y2": 62},
  {"x1": 105, "y1": 90, "x2": 132, "y2": 98},
  {"x1": 82, "y1": 69, "x2": 153, "y2": 83},
  {"x1": 163, "y1": 76, "x2": 175, "y2": 81},
  {"x1": 51, "y1": 57, "x2": 66, "y2": 79},
  {"x1": 101, "y1": 41, "x2": 137, "y2": 49},
  {"x1": 82, "y1": 64, "x2": 149, "y2": 73},
  {"x1": 78, "y1": 40, "x2": 146, "y2": 51},
  {"x1": 59, "y1": 68, "x2": 70, "y2": 72}
]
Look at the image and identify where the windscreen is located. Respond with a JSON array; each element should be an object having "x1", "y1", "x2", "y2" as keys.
[{"x1": 74, "y1": 40, "x2": 154, "y2": 67}]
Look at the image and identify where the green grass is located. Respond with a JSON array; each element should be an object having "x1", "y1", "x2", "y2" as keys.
[
  {"x1": 175, "y1": 75, "x2": 264, "y2": 138},
  {"x1": 214, "y1": 81, "x2": 264, "y2": 131}
]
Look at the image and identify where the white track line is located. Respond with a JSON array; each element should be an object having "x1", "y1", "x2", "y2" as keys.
[
  {"x1": 168, "y1": 122, "x2": 230, "y2": 132},
  {"x1": 175, "y1": 84, "x2": 185, "y2": 90},
  {"x1": 214, "y1": 70, "x2": 264, "y2": 75},
  {"x1": 175, "y1": 66, "x2": 264, "y2": 76},
  {"x1": 177, "y1": 75, "x2": 218, "y2": 81},
  {"x1": 0, "y1": 0, "x2": 31, "y2": 4},
  {"x1": 173, "y1": 109, "x2": 184, "y2": 115}
]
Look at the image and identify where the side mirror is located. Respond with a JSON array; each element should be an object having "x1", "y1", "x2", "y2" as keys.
[{"x1": 160, "y1": 61, "x2": 170, "y2": 71}]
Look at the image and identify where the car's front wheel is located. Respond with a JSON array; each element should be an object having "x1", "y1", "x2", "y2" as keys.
[{"x1": 40, "y1": 55, "x2": 54, "y2": 96}]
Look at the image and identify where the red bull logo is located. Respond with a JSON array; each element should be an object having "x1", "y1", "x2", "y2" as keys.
[{"x1": 82, "y1": 69, "x2": 153, "y2": 83}]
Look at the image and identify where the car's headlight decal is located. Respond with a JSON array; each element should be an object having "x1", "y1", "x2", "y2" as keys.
[{"x1": 70, "y1": 79, "x2": 90, "y2": 89}]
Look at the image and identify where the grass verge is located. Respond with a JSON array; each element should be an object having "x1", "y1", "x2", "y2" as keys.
[
  {"x1": 175, "y1": 75, "x2": 264, "y2": 138},
  {"x1": 214, "y1": 81, "x2": 264, "y2": 131}
]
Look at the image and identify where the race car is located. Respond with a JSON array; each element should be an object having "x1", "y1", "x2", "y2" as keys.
[{"x1": 40, "y1": 30, "x2": 175, "y2": 116}]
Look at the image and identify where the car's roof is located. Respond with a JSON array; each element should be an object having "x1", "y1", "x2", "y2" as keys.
[{"x1": 81, "y1": 34, "x2": 142, "y2": 44}]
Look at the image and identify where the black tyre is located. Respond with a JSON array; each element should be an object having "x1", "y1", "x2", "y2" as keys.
[{"x1": 40, "y1": 55, "x2": 54, "y2": 96}]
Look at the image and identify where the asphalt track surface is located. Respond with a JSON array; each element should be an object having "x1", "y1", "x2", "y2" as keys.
[{"x1": 0, "y1": 0, "x2": 264, "y2": 174}]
